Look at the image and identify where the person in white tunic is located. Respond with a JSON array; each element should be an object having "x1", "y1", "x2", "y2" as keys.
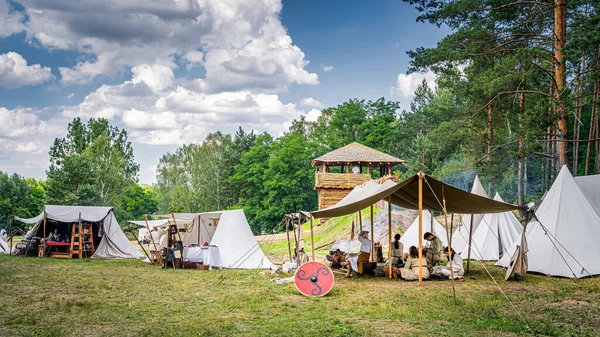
[
  {"x1": 344, "y1": 231, "x2": 372, "y2": 277},
  {"x1": 432, "y1": 248, "x2": 464, "y2": 279}
]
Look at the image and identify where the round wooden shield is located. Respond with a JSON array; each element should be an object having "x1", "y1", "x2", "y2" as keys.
[
  {"x1": 505, "y1": 246, "x2": 521, "y2": 281},
  {"x1": 294, "y1": 261, "x2": 334, "y2": 297}
]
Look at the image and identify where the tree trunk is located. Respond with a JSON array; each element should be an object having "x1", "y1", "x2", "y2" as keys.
[
  {"x1": 585, "y1": 81, "x2": 597, "y2": 175},
  {"x1": 487, "y1": 104, "x2": 494, "y2": 197},
  {"x1": 518, "y1": 87, "x2": 526, "y2": 205},
  {"x1": 554, "y1": 0, "x2": 569, "y2": 169},
  {"x1": 573, "y1": 55, "x2": 586, "y2": 175}
]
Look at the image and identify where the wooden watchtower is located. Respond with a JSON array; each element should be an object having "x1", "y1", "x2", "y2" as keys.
[{"x1": 312, "y1": 142, "x2": 404, "y2": 211}]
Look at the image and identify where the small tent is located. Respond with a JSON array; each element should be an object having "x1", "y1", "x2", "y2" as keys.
[
  {"x1": 574, "y1": 174, "x2": 600, "y2": 212},
  {"x1": 460, "y1": 193, "x2": 522, "y2": 261},
  {"x1": 152, "y1": 209, "x2": 272, "y2": 269},
  {"x1": 15, "y1": 205, "x2": 144, "y2": 259},
  {"x1": 451, "y1": 175, "x2": 488, "y2": 253},
  {"x1": 400, "y1": 210, "x2": 448, "y2": 253},
  {"x1": 497, "y1": 166, "x2": 600, "y2": 278}
]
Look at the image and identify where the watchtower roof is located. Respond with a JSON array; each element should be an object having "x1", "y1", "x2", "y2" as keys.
[{"x1": 312, "y1": 142, "x2": 404, "y2": 167}]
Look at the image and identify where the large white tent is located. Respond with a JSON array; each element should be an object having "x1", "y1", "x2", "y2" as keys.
[
  {"x1": 400, "y1": 210, "x2": 448, "y2": 253},
  {"x1": 451, "y1": 175, "x2": 488, "y2": 253},
  {"x1": 460, "y1": 193, "x2": 522, "y2": 261},
  {"x1": 15, "y1": 205, "x2": 144, "y2": 259},
  {"x1": 147, "y1": 209, "x2": 272, "y2": 269},
  {"x1": 497, "y1": 166, "x2": 600, "y2": 278},
  {"x1": 574, "y1": 174, "x2": 600, "y2": 212}
]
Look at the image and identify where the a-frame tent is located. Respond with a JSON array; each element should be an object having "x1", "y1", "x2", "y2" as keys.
[
  {"x1": 451, "y1": 175, "x2": 488, "y2": 253},
  {"x1": 460, "y1": 193, "x2": 522, "y2": 261},
  {"x1": 574, "y1": 174, "x2": 600, "y2": 212},
  {"x1": 497, "y1": 166, "x2": 600, "y2": 278},
  {"x1": 15, "y1": 205, "x2": 144, "y2": 259},
  {"x1": 400, "y1": 210, "x2": 447, "y2": 253}
]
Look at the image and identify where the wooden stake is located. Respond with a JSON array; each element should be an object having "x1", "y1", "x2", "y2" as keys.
[
  {"x1": 285, "y1": 216, "x2": 292, "y2": 263},
  {"x1": 9, "y1": 215, "x2": 13, "y2": 255},
  {"x1": 466, "y1": 214, "x2": 475, "y2": 273},
  {"x1": 443, "y1": 198, "x2": 456, "y2": 299},
  {"x1": 418, "y1": 172, "x2": 424, "y2": 285},
  {"x1": 310, "y1": 214, "x2": 315, "y2": 261},
  {"x1": 387, "y1": 195, "x2": 393, "y2": 278},
  {"x1": 370, "y1": 205, "x2": 374, "y2": 258},
  {"x1": 145, "y1": 215, "x2": 161, "y2": 265}
]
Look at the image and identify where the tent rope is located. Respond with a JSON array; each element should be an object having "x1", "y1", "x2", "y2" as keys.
[{"x1": 228, "y1": 220, "x2": 284, "y2": 269}]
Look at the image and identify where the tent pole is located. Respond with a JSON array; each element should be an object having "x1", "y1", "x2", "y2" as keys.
[
  {"x1": 466, "y1": 215, "x2": 474, "y2": 273},
  {"x1": 418, "y1": 172, "x2": 424, "y2": 286},
  {"x1": 42, "y1": 207, "x2": 47, "y2": 257},
  {"x1": 449, "y1": 213, "x2": 454, "y2": 247},
  {"x1": 310, "y1": 213, "x2": 315, "y2": 261},
  {"x1": 443, "y1": 199, "x2": 456, "y2": 299},
  {"x1": 359, "y1": 210, "x2": 363, "y2": 231},
  {"x1": 125, "y1": 220, "x2": 151, "y2": 261},
  {"x1": 145, "y1": 215, "x2": 161, "y2": 265},
  {"x1": 197, "y1": 216, "x2": 200, "y2": 245},
  {"x1": 9, "y1": 215, "x2": 13, "y2": 255},
  {"x1": 78, "y1": 213, "x2": 83, "y2": 259},
  {"x1": 388, "y1": 195, "x2": 392, "y2": 279},
  {"x1": 370, "y1": 205, "x2": 374, "y2": 258},
  {"x1": 285, "y1": 216, "x2": 292, "y2": 263}
]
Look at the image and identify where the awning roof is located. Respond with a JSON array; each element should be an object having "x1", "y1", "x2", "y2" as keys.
[
  {"x1": 128, "y1": 219, "x2": 170, "y2": 228},
  {"x1": 15, "y1": 205, "x2": 114, "y2": 224},
  {"x1": 311, "y1": 173, "x2": 519, "y2": 219}
]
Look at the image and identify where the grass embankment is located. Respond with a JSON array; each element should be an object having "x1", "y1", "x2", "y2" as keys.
[{"x1": 1, "y1": 255, "x2": 599, "y2": 336}]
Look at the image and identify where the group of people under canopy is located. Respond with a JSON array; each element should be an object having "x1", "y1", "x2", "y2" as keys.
[{"x1": 333, "y1": 229, "x2": 463, "y2": 280}]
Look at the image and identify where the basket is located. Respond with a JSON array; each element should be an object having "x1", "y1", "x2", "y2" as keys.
[{"x1": 197, "y1": 264, "x2": 210, "y2": 270}]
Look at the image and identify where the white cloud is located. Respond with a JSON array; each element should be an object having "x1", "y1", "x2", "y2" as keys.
[
  {"x1": 0, "y1": 0, "x2": 25, "y2": 38},
  {"x1": 303, "y1": 108, "x2": 322, "y2": 122},
  {"x1": 19, "y1": 0, "x2": 318, "y2": 91},
  {"x1": 391, "y1": 70, "x2": 437, "y2": 98},
  {"x1": 321, "y1": 64, "x2": 334, "y2": 72},
  {"x1": 0, "y1": 52, "x2": 53, "y2": 89},
  {"x1": 298, "y1": 97, "x2": 324, "y2": 109}
]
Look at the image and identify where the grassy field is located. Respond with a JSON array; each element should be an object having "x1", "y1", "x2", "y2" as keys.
[{"x1": 1, "y1": 254, "x2": 599, "y2": 337}]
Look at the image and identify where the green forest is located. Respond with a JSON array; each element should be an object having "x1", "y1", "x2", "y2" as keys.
[{"x1": 2, "y1": 0, "x2": 599, "y2": 234}]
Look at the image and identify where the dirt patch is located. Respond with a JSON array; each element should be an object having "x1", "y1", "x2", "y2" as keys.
[{"x1": 547, "y1": 299, "x2": 592, "y2": 309}]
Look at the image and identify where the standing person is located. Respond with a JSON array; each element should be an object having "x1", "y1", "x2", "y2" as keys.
[
  {"x1": 424, "y1": 232, "x2": 444, "y2": 270},
  {"x1": 400, "y1": 246, "x2": 430, "y2": 280},
  {"x1": 391, "y1": 233, "x2": 404, "y2": 266},
  {"x1": 432, "y1": 248, "x2": 464, "y2": 279}
]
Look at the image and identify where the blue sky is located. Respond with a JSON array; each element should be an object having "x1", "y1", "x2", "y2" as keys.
[{"x1": 0, "y1": 0, "x2": 448, "y2": 184}]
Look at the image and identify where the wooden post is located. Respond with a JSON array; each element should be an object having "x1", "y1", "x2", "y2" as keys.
[
  {"x1": 449, "y1": 213, "x2": 454, "y2": 247},
  {"x1": 145, "y1": 215, "x2": 161, "y2": 265},
  {"x1": 370, "y1": 205, "x2": 374, "y2": 258},
  {"x1": 443, "y1": 199, "x2": 456, "y2": 299},
  {"x1": 466, "y1": 214, "x2": 475, "y2": 273},
  {"x1": 388, "y1": 195, "x2": 392, "y2": 279},
  {"x1": 310, "y1": 214, "x2": 315, "y2": 261},
  {"x1": 197, "y1": 216, "x2": 201, "y2": 245},
  {"x1": 285, "y1": 216, "x2": 292, "y2": 263},
  {"x1": 42, "y1": 207, "x2": 47, "y2": 257},
  {"x1": 418, "y1": 172, "x2": 424, "y2": 285},
  {"x1": 9, "y1": 215, "x2": 13, "y2": 255},
  {"x1": 78, "y1": 213, "x2": 83, "y2": 259},
  {"x1": 358, "y1": 210, "x2": 363, "y2": 231}
]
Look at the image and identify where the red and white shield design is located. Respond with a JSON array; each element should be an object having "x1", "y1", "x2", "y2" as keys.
[{"x1": 294, "y1": 261, "x2": 334, "y2": 297}]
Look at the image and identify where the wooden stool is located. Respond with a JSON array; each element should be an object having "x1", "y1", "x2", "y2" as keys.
[{"x1": 361, "y1": 261, "x2": 377, "y2": 276}]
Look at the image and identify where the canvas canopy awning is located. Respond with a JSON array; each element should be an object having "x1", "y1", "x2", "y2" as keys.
[
  {"x1": 311, "y1": 173, "x2": 519, "y2": 219},
  {"x1": 128, "y1": 219, "x2": 170, "y2": 228}
]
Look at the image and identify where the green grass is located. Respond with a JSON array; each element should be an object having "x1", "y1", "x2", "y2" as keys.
[{"x1": 1, "y1": 255, "x2": 599, "y2": 336}]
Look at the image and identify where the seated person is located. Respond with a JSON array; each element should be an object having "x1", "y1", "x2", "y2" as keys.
[
  {"x1": 46, "y1": 229, "x2": 60, "y2": 242},
  {"x1": 400, "y1": 246, "x2": 430, "y2": 281},
  {"x1": 424, "y1": 232, "x2": 444, "y2": 270},
  {"x1": 431, "y1": 248, "x2": 464, "y2": 279},
  {"x1": 326, "y1": 249, "x2": 346, "y2": 269},
  {"x1": 391, "y1": 233, "x2": 404, "y2": 267}
]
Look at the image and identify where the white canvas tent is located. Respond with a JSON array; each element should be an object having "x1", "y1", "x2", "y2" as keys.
[
  {"x1": 15, "y1": 205, "x2": 144, "y2": 259},
  {"x1": 0, "y1": 235, "x2": 10, "y2": 254},
  {"x1": 497, "y1": 166, "x2": 600, "y2": 278},
  {"x1": 451, "y1": 175, "x2": 488, "y2": 253},
  {"x1": 400, "y1": 210, "x2": 448, "y2": 253},
  {"x1": 151, "y1": 209, "x2": 272, "y2": 269},
  {"x1": 574, "y1": 174, "x2": 600, "y2": 212},
  {"x1": 460, "y1": 193, "x2": 522, "y2": 261}
]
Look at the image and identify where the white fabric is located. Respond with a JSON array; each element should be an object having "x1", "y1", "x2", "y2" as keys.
[
  {"x1": 0, "y1": 235, "x2": 10, "y2": 254},
  {"x1": 0, "y1": 229, "x2": 7, "y2": 241},
  {"x1": 148, "y1": 229, "x2": 164, "y2": 252},
  {"x1": 138, "y1": 228, "x2": 149, "y2": 242},
  {"x1": 575, "y1": 174, "x2": 600, "y2": 212},
  {"x1": 129, "y1": 219, "x2": 170, "y2": 229},
  {"x1": 461, "y1": 193, "x2": 522, "y2": 261},
  {"x1": 432, "y1": 254, "x2": 464, "y2": 279},
  {"x1": 497, "y1": 166, "x2": 600, "y2": 278},
  {"x1": 16, "y1": 205, "x2": 143, "y2": 259},
  {"x1": 451, "y1": 175, "x2": 488, "y2": 253},
  {"x1": 348, "y1": 255, "x2": 359, "y2": 272},
  {"x1": 400, "y1": 211, "x2": 448, "y2": 253},
  {"x1": 184, "y1": 245, "x2": 222, "y2": 270},
  {"x1": 358, "y1": 235, "x2": 372, "y2": 253},
  {"x1": 209, "y1": 209, "x2": 273, "y2": 269}
]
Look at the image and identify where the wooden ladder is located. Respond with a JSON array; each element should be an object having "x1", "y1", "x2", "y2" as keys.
[{"x1": 70, "y1": 223, "x2": 95, "y2": 258}]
